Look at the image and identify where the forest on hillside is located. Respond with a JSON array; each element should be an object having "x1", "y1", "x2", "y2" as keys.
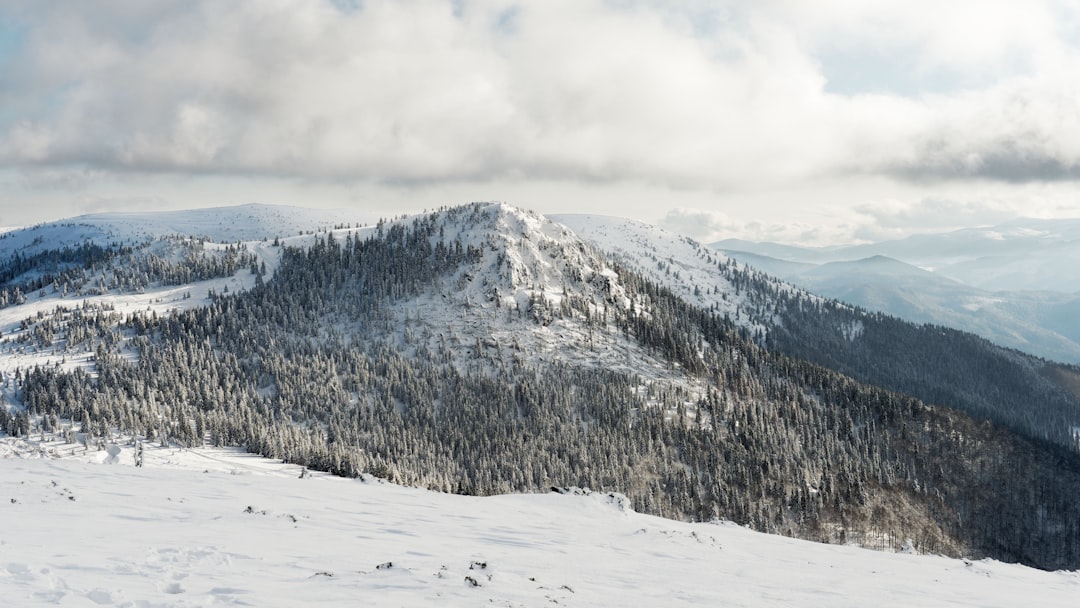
[
  {"x1": 0, "y1": 235, "x2": 257, "y2": 308},
  {"x1": 4, "y1": 204, "x2": 1080, "y2": 570}
]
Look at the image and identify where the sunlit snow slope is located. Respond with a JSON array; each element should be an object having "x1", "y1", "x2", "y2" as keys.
[
  {"x1": 1, "y1": 440, "x2": 1076, "y2": 607},
  {"x1": 550, "y1": 213, "x2": 823, "y2": 337}
]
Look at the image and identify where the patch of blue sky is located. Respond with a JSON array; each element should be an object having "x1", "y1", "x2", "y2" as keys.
[
  {"x1": 329, "y1": 0, "x2": 362, "y2": 14},
  {"x1": 451, "y1": 0, "x2": 465, "y2": 20},
  {"x1": 0, "y1": 14, "x2": 26, "y2": 62},
  {"x1": 818, "y1": 45, "x2": 1029, "y2": 98},
  {"x1": 0, "y1": 16, "x2": 28, "y2": 130},
  {"x1": 493, "y1": 5, "x2": 520, "y2": 36},
  {"x1": 1056, "y1": 5, "x2": 1080, "y2": 50}
]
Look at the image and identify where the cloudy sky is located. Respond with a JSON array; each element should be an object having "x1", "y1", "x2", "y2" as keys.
[{"x1": 2, "y1": 0, "x2": 1080, "y2": 244}]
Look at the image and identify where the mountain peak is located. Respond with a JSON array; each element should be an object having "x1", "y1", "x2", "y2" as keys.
[
  {"x1": 816, "y1": 255, "x2": 928, "y2": 275},
  {"x1": 5, "y1": 202, "x2": 1080, "y2": 574}
]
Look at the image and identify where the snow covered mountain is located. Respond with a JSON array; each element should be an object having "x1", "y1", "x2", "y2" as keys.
[
  {"x1": 3, "y1": 202, "x2": 1080, "y2": 577},
  {"x1": 2, "y1": 439, "x2": 1077, "y2": 607},
  {"x1": 548, "y1": 213, "x2": 814, "y2": 337},
  {"x1": 0, "y1": 203, "x2": 362, "y2": 333},
  {"x1": 554, "y1": 212, "x2": 1080, "y2": 448},
  {"x1": 1, "y1": 203, "x2": 364, "y2": 258}
]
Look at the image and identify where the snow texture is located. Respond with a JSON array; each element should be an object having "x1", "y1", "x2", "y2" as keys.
[
  {"x1": 1, "y1": 438, "x2": 1076, "y2": 607},
  {"x1": 550, "y1": 213, "x2": 826, "y2": 338}
]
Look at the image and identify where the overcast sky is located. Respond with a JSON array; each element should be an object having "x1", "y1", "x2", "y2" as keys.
[{"x1": 2, "y1": 0, "x2": 1080, "y2": 245}]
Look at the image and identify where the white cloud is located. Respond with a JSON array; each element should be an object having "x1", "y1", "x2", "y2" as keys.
[
  {"x1": 763, "y1": 0, "x2": 1065, "y2": 75},
  {"x1": 660, "y1": 207, "x2": 744, "y2": 242},
  {"x1": 2, "y1": 0, "x2": 1080, "y2": 239},
  {"x1": 849, "y1": 197, "x2": 1025, "y2": 242},
  {"x1": 0, "y1": 0, "x2": 899, "y2": 184},
  {"x1": 660, "y1": 207, "x2": 848, "y2": 245}
]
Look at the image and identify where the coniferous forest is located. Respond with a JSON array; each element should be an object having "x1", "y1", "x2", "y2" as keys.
[{"x1": 4, "y1": 203, "x2": 1080, "y2": 571}]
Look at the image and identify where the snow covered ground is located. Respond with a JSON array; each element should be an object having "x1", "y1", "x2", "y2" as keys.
[
  {"x1": 550, "y1": 213, "x2": 825, "y2": 337},
  {"x1": 1, "y1": 438, "x2": 1076, "y2": 607}
]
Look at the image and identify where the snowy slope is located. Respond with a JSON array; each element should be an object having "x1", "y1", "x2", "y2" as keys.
[
  {"x1": 1, "y1": 439, "x2": 1076, "y2": 607},
  {"x1": 549, "y1": 213, "x2": 826, "y2": 338},
  {"x1": 323, "y1": 203, "x2": 710, "y2": 389}
]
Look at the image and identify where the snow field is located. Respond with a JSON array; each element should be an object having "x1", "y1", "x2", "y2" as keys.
[{"x1": 1, "y1": 439, "x2": 1078, "y2": 607}]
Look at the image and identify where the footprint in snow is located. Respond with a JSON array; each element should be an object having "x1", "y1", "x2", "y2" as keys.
[{"x1": 5, "y1": 562, "x2": 35, "y2": 581}]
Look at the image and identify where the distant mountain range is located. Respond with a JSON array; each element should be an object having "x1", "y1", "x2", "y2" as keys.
[
  {"x1": 714, "y1": 219, "x2": 1080, "y2": 363},
  {"x1": 715, "y1": 218, "x2": 1080, "y2": 292}
]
